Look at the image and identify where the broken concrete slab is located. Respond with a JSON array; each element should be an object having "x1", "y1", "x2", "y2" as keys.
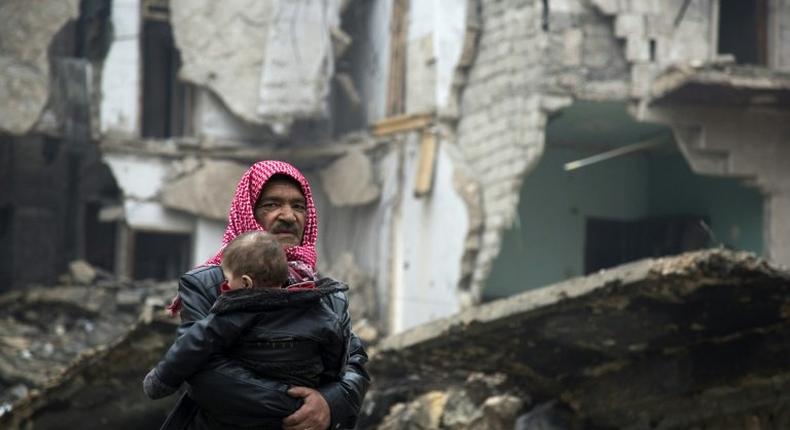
[
  {"x1": 170, "y1": 0, "x2": 341, "y2": 131},
  {"x1": 160, "y1": 159, "x2": 249, "y2": 221},
  {"x1": 647, "y1": 63, "x2": 790, "y2": 107},
  {"x1": 68, "y1": 260, "x2": 98, "y2": 286},
  {"x1": 319, "y1": 147, "x2": 381, "y2": 206},
  {"x1": 0, "y1": 0, "x2": 80, "y2": 135},
  {"x1": 170, "y1": 0, "x2": 273, "y2": 126},
  {"x1": 368, "y1": 250, "x2": 790, "y2": 429}
]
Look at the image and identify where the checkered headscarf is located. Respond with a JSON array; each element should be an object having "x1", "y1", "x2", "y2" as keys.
[
  {"x1": 204, "y1": 160, "x2": 318, "y2": 269},
  {"x1": 167, "y1": 160, "x2": 318, "y2": 315}
]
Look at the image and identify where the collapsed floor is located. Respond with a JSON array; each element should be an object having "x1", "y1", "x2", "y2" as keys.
[
  {"x1": 1, "y1": 249, "x2": 789, "y2": 429},
  {"x1": 365, "y1": 249, "x2": 790, "y2": 429}
]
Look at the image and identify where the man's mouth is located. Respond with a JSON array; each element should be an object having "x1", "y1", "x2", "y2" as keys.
[{"x1": 270, "y1": 224, "x2": 298, "y2": 241}]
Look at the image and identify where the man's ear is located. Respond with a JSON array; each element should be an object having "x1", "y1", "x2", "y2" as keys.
[{"x1": 241, "y1": 275, "x2": 254, "y2": 289}]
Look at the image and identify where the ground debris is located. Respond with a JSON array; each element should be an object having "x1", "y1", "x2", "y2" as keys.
[{"x1": 0, "y1": 277, "x2": 179, "y2": 428}]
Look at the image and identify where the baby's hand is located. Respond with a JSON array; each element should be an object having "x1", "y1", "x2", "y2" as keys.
[{"x1": 142, "y1": 368, "x2": 179, "y2": 399}]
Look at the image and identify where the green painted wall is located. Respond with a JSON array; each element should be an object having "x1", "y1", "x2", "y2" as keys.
[
  {"x1": 646, "y1": 153, "x2": 763, "y2": 254},
  {"x1": 484, "y1": 147, "x2": 763, "y2": 300}
]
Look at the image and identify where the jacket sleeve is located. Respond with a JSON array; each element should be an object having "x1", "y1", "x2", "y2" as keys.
[
  {"x1": 318, "y1": 290, "x2": 371, "y2": 430},
  {"x1": 156, "y1": 310, "x2": 256, "y2": 388}
]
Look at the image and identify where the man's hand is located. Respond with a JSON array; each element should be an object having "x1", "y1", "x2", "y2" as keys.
[{"x1": 282, "y1": 386, "x2": 331, "y2": 430}]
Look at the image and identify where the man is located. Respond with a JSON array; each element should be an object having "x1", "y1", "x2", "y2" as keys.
[{"x1": 162, "y1": 160, "x2": 369, "y2": 430}]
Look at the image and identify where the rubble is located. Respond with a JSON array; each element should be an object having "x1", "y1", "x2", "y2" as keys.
[
  {"x1": 0, "y1": 274, "x2": 178, "y2": 426},
  {"x1": 68, "y1": 260, "x2": 98, "y2": 285},
  {"x1": 0, "y1": 318, "x2": 180, "y2": 429},
  {"x1": 363, "y1": 250, "x2": 790, "y2": 429}
]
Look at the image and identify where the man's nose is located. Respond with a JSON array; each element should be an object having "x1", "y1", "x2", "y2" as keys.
[{"x1": 278, "y1": 204, "x2": 296, "y2": 221}]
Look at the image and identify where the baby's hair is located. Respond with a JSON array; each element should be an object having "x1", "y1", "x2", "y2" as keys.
[{"x1": 221, "y1": 231, "x2": 288, "y2": 288}]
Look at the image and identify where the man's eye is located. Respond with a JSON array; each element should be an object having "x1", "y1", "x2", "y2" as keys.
[
  {"x1": 257, "y1": 202, "x2": 279, "y2": 210},
  {"x1": 293, "y1": 204, "x2": 306, "y2": 212}
]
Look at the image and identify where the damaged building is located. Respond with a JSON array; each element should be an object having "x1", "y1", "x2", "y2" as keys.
[
  {"x1": 1, "y1": 0, "x2": 790, "y2": 428},
  {"x1": 2, "y1": 0, "x2": 789, "y2": 334}
]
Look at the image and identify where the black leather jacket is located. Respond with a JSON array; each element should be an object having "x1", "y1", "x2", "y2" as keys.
[{"x1": 161, "y1": 266, "x2": 370, "y2": 430}]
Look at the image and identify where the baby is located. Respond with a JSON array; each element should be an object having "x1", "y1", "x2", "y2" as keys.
[{"x1": 143, "y1": 231, "x2": 349, "y2": 427}]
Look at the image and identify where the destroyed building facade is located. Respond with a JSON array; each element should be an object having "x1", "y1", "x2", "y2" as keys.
[{"x1": 1, "y1": 0, "x2": 790, "y2": 338}]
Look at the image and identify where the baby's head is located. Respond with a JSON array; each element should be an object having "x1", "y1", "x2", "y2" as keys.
[{"x1": 221, "y1": 231, "x2": 289, "y2": 290}]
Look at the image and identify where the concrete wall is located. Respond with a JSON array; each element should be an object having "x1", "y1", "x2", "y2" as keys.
[
  {"x1": 647, "y1": 153, "x2": 763, "y2": 255},
  {"x1": 104, "y1": 154, "x2": 193, "y2": 232},
  {"x1": 642, "y1": 104, "x2": 790, "y2": 268},
  {"x1": 0, "y1": 0, "x2": 80, "y2": 136},
  {"x1": 394, "y1": 135, "x2": 467, "y2": 331},
  {"x1": 774, "y1": 0, "x2": 790, "y2": 71},
  {"x1": 312, "y1": 150, "x2": 399, "y2": 326},
  {"x1": 99, "y1": 0, "x2": 140, "y2": 137},
  {"x1": 485, "y1": 147, "x2": 764, "y2": 299},
  {"x1": 345, "y1": 0, "x2": 392, "y2": 125},
  {"x1": 171, "y1": 0, "x2": 341, "y2": 132},
  {"x1": 314, "y1": 135, "x2": 469, "y2": 332},
  {"x1": 192, "y1": 217, "x2": 225, "y2": 265},
  {"x1": 486, "y1": 146, "x2": 650, "y2": 297},
  {"x1": 192, "y1": 88, "x2": 272, "y2": 144},
  {"x1": 406, "y1": 0, "x2": 468, "y2": 114}
]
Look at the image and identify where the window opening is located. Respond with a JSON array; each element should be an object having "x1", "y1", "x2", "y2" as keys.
[{"x1": 718, "y1": 0, "x2": 768, "y2": 65}]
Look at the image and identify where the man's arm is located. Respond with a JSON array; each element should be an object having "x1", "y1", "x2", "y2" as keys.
[
  {"x1": 318, "y1": 294, "x2": 371, "y2": 429},
  {"x1": 284, "y1": 287, "x2": 370, "y2": 430}
]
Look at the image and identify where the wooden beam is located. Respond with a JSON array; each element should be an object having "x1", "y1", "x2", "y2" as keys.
[
  {"x1": 414, "y1": 129, "x2": 438, "y2": 197},
  {"x1": 371, "y1": 112, "x2": 433, "y2": 136}
]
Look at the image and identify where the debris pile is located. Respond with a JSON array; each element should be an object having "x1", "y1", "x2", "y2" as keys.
[{"x1": 0, "y1": 261, "x2": 179, "y2": 428}]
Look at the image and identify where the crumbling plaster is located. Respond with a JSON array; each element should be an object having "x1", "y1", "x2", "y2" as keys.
[
  {"x1": 454, "y1": 0, "x2": 638, "y2": 301},
  {"x1": 170, "y1": 0, "x2": 341, "y2": 133},
  {"x1": 448, "y1": 0, "x2": 786, "y2": 301},
  {"x1": 590, "y1": 0, "x2": 717, "y2": 97},
  {"x1": 0, "y1": 0, "x2": 80, "y2": 136},
  {"x1": 405, "y1": 0, "x2": 468, "y2": 114},
  {"x1": 104, "y1": 154, "x2": 194, "y2": 233}
]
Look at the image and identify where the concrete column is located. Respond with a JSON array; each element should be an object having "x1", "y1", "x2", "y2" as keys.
[{"x1": 766, "y1": 192, "x2": 790, "y2": 269}]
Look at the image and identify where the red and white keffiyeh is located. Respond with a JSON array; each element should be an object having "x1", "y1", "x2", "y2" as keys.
[{"x1": 167, "y1": 160, "x2": 319, "y2": 314}]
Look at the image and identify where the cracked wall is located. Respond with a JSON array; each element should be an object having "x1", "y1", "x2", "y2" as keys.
[
  {"x1": 451, "y1": 0, "x2": 789, "y2": 300},
  {"x1": 455, "y1": 0, "x2": 632, "y2": 300},
  {"x1": 170, "y1": 0, "x2": 342, "y2": 133},
  {"x1": 0, "y1": 0, "x2": 80, "y2": 136}
]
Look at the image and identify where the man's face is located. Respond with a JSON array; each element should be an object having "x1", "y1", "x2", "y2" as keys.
[{"x1": 254, "y1": 177, "x2": 306, "y2": 248}]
